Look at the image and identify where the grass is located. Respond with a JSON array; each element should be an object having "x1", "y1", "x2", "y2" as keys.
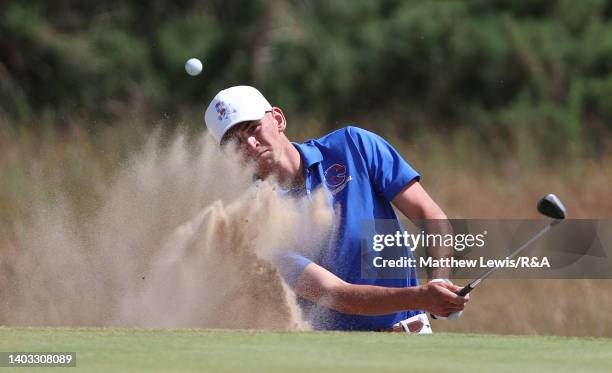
[{"x1": 0, "y1": 327, "x2": 610, "y2": 372}]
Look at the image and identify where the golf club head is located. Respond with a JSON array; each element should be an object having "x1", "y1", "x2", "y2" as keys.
[{"x1": 537, "y1": 194, "x2": 566, "y2": 219}]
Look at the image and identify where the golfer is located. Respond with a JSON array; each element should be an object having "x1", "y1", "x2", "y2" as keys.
[{"x1": 204, "y1": 86, "x2": 469, "y2": 332}]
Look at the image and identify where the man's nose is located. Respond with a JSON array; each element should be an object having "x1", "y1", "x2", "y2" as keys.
[{"x1": 245, "y1": 136, "x2": 259, "y2": 151}]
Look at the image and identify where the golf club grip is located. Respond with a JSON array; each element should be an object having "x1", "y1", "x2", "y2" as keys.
[{"x1": 456, "y1": 285, "x2": 472, "y2": 297}]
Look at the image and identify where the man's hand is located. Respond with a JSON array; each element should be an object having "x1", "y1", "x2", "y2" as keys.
[{"x1": 417, "y1": 280, "x2": 469, "y2": 317}]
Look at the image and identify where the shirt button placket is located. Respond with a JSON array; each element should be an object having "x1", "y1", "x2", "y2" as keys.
[{"x1": 305, "y1": 169, "x2": 312, "y2": 197}]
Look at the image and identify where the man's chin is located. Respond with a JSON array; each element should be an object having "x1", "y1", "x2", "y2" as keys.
[
  {"x1": 238, "y1": 153, "x2": 275, "y2": 178},
  {"x1": 254, "y1": 163, "x2": 273, "y2": 178}
]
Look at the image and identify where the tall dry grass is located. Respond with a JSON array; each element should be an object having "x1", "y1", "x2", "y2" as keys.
[
  {"x1": 0, "y1": 119, "x2": 610, "y2": 336},
  {"x1": 401, "y1": 130, "x2": 612, "y2": 337}
]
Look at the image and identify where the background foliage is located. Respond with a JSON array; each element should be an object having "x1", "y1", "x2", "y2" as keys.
[{"x1": 1, "y1": 0, "x2": 612, "y2": 158}]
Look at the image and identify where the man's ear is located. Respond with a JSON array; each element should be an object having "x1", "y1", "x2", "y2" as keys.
[{"x1": 271, "y1": 107, "x2": 287, "y2": 133}]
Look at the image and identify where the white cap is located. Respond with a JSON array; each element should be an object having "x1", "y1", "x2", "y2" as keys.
[{"x1": 204, "y1": 85, "x2": 273, "y2": 142}]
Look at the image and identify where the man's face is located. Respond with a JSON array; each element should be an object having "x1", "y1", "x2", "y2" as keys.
[{"x1": 221, "y1": 108, "x2": 286, "y2": 177}]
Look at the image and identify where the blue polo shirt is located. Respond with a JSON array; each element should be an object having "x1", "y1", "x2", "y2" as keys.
[{"x1": 275, "y1": 126, "x2": 423, "y2": 331}]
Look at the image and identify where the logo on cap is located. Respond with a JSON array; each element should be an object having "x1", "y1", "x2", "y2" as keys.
[{"x1": 214, "y1": 100, "x2": 236, "y2": 121}]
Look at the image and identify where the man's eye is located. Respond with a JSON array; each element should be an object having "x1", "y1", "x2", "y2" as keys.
[{"x1": 248, "y1": 124, "x2": 259, "y2": 134}]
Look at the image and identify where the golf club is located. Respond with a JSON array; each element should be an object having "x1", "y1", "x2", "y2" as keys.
[{"x1": 456, "y1": 193, "x2": 566, "y2": 297}]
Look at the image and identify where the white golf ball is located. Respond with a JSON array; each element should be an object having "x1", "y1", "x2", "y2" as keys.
[{"x1": 185, "y1": 58, "x2": 203, "y2": 76}]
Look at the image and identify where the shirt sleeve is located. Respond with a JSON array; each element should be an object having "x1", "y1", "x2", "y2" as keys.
[
  {"x1": 347, "y1": 127, "x2": 420, "y2": 201},
  {"x1": 271, "y1": 251, "x2": 312, "y2": 289}
]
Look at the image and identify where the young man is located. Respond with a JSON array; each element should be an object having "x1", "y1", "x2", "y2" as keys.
[{"x1": 204, "y1": 85, "x2": 469, "y2": 332}]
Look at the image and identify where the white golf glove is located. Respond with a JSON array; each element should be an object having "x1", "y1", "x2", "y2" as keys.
[{"x1": 429, "y1": 278, "x2": 463, "y2": 320}]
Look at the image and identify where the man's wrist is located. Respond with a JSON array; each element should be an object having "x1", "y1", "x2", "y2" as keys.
[
  {"x1": 428, "y1": 267, "x2": 451, "y2": 280},
  {"x1": 400, "y1": 285, "x2": 425, "y2": 311}
]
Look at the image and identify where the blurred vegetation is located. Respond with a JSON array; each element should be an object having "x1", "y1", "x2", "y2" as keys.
[{"x1": 1, "y1": 0, "x2": 611, "y2": 160}]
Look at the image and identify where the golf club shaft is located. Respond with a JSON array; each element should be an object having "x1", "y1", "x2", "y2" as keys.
[{"x1": 456, "y1": 223, "x2": 554, "y2": 296}]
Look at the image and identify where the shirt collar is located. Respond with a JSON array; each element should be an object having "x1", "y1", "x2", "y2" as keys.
[{"x1": 292, "y1": 141, "x2": 323, "y2": 169}]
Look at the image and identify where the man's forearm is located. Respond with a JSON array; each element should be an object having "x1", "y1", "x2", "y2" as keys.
[
  {"x1": 390, "y1": 182, "x2": 454, "y2": 279},
  {"x1": 294, "y1": 263, "x2": 467, "y2": 317},
  {"x1": 294, "y1": 264, "x2": 424, "y2": 316},
  {"x1": 420, "y1": 219, "x2": 454, "y2": 279},
  {"x1": 320, "y1": 283, "x2": 424, "y2": 316}
]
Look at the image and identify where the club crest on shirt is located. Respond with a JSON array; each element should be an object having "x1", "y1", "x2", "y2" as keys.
[
  {"x1": 214, "y1": 100, "x2": 236, "y2": 121},
  {"x1": 324, "y1": 163, "x2": 352, "y2": 196}
]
